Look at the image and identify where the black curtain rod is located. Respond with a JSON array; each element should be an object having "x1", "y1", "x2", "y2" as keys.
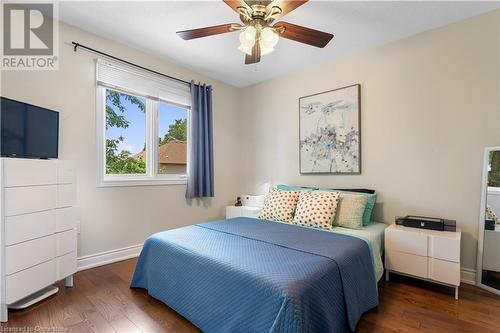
[{"x1": 71, "y1": 42, "x2": 191, "y2": 85}]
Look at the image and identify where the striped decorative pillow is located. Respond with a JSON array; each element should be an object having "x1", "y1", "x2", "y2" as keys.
[{"x1": 332, "y1": 193, "x2": 368, "y2": 229}]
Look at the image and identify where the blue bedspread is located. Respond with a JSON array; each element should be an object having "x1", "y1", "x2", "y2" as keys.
[{"x1": 130, "y1": 218, "x2": 378, "y2": 332}]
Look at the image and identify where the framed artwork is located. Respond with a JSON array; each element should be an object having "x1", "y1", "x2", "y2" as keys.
[{"x1": 299, "y1": 84, "x2": 361, "y2": 174}]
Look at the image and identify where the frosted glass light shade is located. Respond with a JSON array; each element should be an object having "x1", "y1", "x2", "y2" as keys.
[
  {"x1": 260, "y1": 27, "x2": 278, "y2": 56},
  {"x1": 239, "y1": 26, "x2": 257, "y2": 45},
  {"x1": 261, "y1": 27, "x2": 279, "y2": 47},
  {"x1": 237, "y1": 25, "x2": 279, "y2": 57},
  {"x1": 260, "y1": 43, "x2": 274, "y2": 56},
  {"x1": 238, "y1": 43, "x2": 253, "y2": 55}
]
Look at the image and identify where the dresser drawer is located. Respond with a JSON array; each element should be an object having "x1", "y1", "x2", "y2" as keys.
[
  {"x1": 6, "y1": 235, "x2": 55, "y2": 275},
  {"x1": 6, "y1": 210, "x2": 55, "y2": 245},
  {"x1": 57, "y1": 184, "x2": 76, "y2": 208},
  {"x1": 55, "y1": 207, "x2": 76, "y2": 232},
  {"x1": 3, "y1": 159, "x2": 57, "y2": 187},
  {"x1": 56, "y1": 229, "x2": 76, "y2": 256},
  {"x1": 385, "y1": 228, "x2": 428, "y2": 256},
  {"x1": 56, "y1": 251, "x2": 77, "y2": 280},
  {"x1": 429, "y1": 258, "x2": 460, "y2": 286},
  {"x1": 428, "y1": 234, "x2": 460, "y2": 263},
  {"x1": 4, "y1": 185, "x2": 57, "y2": 216},
  {"x1": 6, "y1": 260, "x2": 55, "y2": 304},
  {"x1": 57, "y1": 160, "x2": 76, "y2": 184},
  {"x1": 386, "y1": 250, "x2": 428, "y2": 279}
]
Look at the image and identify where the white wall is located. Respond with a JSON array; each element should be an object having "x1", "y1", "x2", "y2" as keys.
[
  {"x1": 1, "y1": 22, "x2": 242, "y2": 257},
  {"x1": 237, "y1": 10, "x2": 500, "y2": 271}
]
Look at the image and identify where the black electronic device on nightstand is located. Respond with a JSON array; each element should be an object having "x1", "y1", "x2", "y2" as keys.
[{"x1": 395, "y1": 215, "x2": 456, "y2": 232}]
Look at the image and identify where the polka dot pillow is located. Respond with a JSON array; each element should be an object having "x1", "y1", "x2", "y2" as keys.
[
  {"x1": 259, "y1": 188, "x2": 300, "y2": 223},
  {"x1": 293, "y1": 191, "x2": 340, "y2": 230}
]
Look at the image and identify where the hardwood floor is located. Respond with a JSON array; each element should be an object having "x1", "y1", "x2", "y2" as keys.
[{"x1": 1, "y1": 258, "x2": 499, "y2": 333}]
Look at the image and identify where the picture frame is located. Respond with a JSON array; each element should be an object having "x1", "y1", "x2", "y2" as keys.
[{"x1": 299, "y1": 84, "x2": 361, "y2": 174}]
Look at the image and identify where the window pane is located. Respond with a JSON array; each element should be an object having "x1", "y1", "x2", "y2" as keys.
[
  {"x1": 105, "y1": 89, "x2": 146, "y2": 174},
  {"x1": 158, "y1": 102, "x2": 187, "y2": 175},
  {"x1": 489, "y1": 150, "x2": 500, "y2": 187}
]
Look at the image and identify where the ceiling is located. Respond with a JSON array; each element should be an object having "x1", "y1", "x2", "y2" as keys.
[{"x1": 59, "y1": 1, "x2": 499, "y2": 87}]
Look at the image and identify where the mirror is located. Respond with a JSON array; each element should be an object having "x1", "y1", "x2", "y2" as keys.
[{"x1": 478, "y1": 146, "x2": 500, "y2": 293}]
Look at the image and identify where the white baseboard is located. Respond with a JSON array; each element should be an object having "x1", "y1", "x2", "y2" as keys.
[
  {"x1": 461, "y1": 268, "x2": 477, "y2": 285},
  {"x1": 77, "y1": 244, "x2": 143, "y2": 271}
]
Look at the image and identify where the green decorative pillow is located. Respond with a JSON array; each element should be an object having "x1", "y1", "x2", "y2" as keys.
[
  {"x1": 317, "y1": 188, "x2": 377, "y2": 226},
  {"x1": 362, "y1": 193, "x2": 377, "y2": 226},
  {"x1": 332, "y1": 193, "x2": 368, "y2": 230},
  {"x1": 277, "y1": 184, "x2": 319, "y2": 191}
]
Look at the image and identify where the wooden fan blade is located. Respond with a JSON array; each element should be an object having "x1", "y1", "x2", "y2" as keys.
[
  {"x1": 223, "y1": 0, "x2": 250, "y2": 13},
  {"x1": 267, "y1": 0, "x2": 308, "y2": 19},
  {"x1": 245, "y1": 41, "x2": 261, "y2": 64},
  {"x1": 274, "y1": 21, "x2": 333, "y2": 48},
  {"x1": 177, "y1": 24, "x2": 239, "y2": 40}
]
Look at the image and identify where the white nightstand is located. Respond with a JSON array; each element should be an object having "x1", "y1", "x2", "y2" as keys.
[
  {"x1": 385, "y1": 224, "x2": 461, "y2": 299},
  {"x1": 226, "y1": 206, "x2": 262, "y2": 219}
]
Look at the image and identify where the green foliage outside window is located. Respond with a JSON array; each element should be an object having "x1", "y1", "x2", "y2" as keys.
[
  {"x1": 105, "y1": 90, "x2": 146, "y2": 174},
  {"x1": 105, "y1": 90, "x2": 188, "y2": 175},
  {"x1": 159, "y1": 118, "x2": 187, "y2": 144},
  {"x1": 489, "y1": 150, "x2": 500, "y2": 187}
]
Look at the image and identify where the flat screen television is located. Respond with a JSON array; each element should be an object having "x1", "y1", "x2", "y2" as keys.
[{"x1": 1, "y1": 97, "x2": 59, "y2": 159}]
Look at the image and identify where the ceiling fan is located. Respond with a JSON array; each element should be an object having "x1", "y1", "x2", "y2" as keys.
[{"x1": 176, "y1": 0, "x2": 334, "y2": 65}]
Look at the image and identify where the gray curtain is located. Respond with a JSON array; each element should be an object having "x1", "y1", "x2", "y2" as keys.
[{"x1": 186, "y1": 81, "x2": 214, "y2": 198}]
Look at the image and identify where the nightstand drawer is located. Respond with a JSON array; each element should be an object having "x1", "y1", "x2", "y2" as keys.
[
  {"x1": 386, "y1": 250, "x2": 428, "y2": 279},
  {"x1": 429, "y1": 258, "x2": 460, "y2": 286},
  {"x1": 385, "y1": 228, "x2": 428, "y2": 256},
  {"x1": 428, "y1": 234, "x2": 460, "y2": 262},
  {"x1": 226, "y1": 206, "x2": 261, "y2": 219}
]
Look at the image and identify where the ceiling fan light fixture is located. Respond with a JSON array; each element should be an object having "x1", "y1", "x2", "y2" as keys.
[
  {"x1": 239, "y1": 25, "x2": 257, "y2": 44},
  {"x1": 259, "y1": 27, "x2": 279, "y2": 55},
  {"x1": 177, "y1": 1, "x2": 333, "y2": 65},
  {"x1": 238, "y1": 25, "x2": 257, "y2": 55},
  {"x1": 238, "y1": 43, "x2": 253, "y2": 55},
  {"x1": 261, "y1": 27, "x2": 279, "y2": 47},
  {"x1": 260, "y1": 43, "x2": 275, "y2": 56}
]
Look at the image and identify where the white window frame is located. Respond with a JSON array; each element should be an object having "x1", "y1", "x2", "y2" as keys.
[{"x1": 96, "y1": 86, "x2": 190, "y2": 187}]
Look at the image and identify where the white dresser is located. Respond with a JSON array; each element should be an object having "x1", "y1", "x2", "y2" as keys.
[
  {"x1": 385, "y1": 224, "x2": 461, "y2": 299},
  {"x1": 226, "y1": 206, "x2": 262, "y2": 219},
  {"x1": 0, "y1": 158, "x2": 77, "y2": 322}
]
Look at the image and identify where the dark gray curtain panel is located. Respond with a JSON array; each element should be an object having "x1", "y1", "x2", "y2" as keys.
[{"x1": 186, "y1": 81, "x2": 214, "y2": 198}]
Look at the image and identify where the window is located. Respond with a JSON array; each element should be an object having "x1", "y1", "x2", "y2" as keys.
[
  {"x1": 96, "y1": 60, "x2": 190, "y2": 186},
  {"x1": 158, "y1": 102, "x2": 188, "y2": 175},
  {"x1": 489, "y1": 150, "x2": 500, "y2": 188}
]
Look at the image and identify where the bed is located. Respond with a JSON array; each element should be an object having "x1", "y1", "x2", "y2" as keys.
[{"x1": 131, "y1": 217, "x2": 385, "y2": 333}]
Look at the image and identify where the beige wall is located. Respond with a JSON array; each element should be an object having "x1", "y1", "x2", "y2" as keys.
[
  {"x1": 2, "y1": 10, "x2": 498, "y2": 272},
  {"x1": 1, "y1": 22, "x2": 241, "y2": 257},
  {"x1": 238, "y1": 10, "x2": 500, "y2": 271}
]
